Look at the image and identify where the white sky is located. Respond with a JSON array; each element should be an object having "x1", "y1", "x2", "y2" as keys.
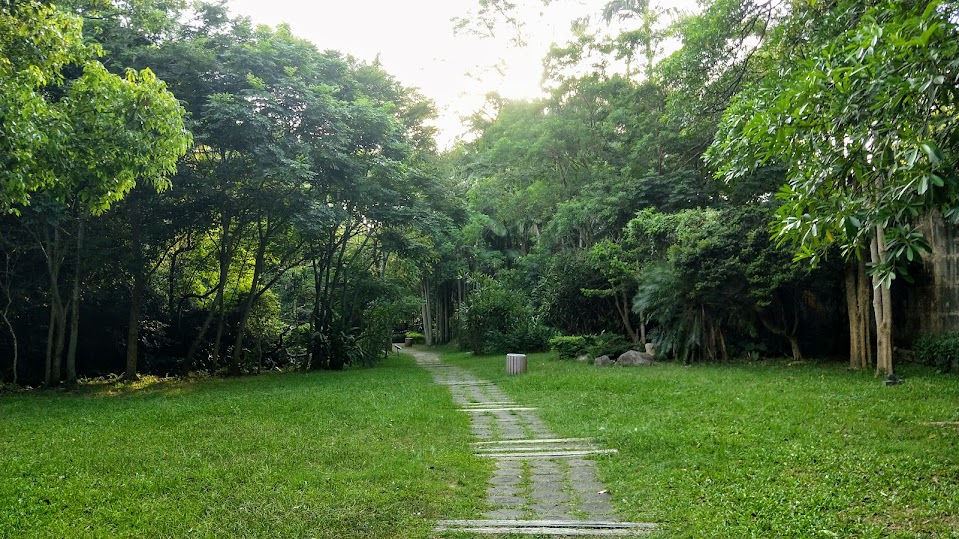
[{"x1": 224, "y1": 0, "x2": 693, "y2": 147}]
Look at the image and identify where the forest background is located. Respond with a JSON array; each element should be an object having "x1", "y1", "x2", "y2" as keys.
[{"x1": 2, "y1": 0, "x2": 958, "y2": 387}]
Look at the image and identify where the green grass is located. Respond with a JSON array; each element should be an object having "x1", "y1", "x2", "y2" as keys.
[
  {"x1": 441, "y1": 349, "x2": 959, "y2": 538},
  {"x1": 0, "y1": 354, "x2": 489, "y2": 538}
]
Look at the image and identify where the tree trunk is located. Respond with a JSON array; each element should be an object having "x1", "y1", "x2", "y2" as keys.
[
  {"x1": 230, "y1": 241, "x2": 266, "y2": 375},
  {"x1": 187, "y1": 214, "x2": 233, "y2": 374},
  {"x1": 858, "y1": 258, "x2": 874, "y2": 368},
  {"x1": 53, "y1": 302, "x2": 67, "y2": 384},
  {"x1": 845, "y1": 259, "x2": 872, "y2": 370},
  {"x1": 870, "y1": 226, "x2": 894, "y2": 376},
  {"x1": 184, "y1": 289, "x2": 219, "y2": 374},
  {"x1": 757, "y1": 302, "x2": 803, "y2": 361},
  {"x1": 787, "y1": 335, "x2": 802, "y2": 362},
  {"x1": 0, "y1": 252, "x2": 17, "y2": 385},
  {"x1": 845, "y1": 262, "x2": 862, "y2": 369},
  {"x1": 421, "y1": 278, "x2": 434, "y2": 346},
  {"x1": 637, "y1": 307, "x2": 647, "y2": 345},
  {"x1": 44, "y1": 295, "x2": 56, "y2": 386},
  {"x1": 168, "y1": 247, "x2": 178, "y2": 326},
  {"x1": 123, "y1": 219, "x2": 146, "y2": 381},
  {"x1": 124, "y1": 272, "x2": 145, "y2": 381},
  {"x1": 211, "y1": 298, "x2": 226, "y2": 372},
  {"x1": 65, "y1": 217, "x2": 84, "y2": 388},
  {"x1": 0, "y1": 310, "x2": 16, "y2": 386},
  {"x1": 43, "y1": 226, "x2": 64, "y2": 386},
  {"x1": 616, "y1": 290, "x2": 639, "y2": 343},
  {"x1": 436, "y1": 286, "x2": 448, "y2": 345},
  {"x1": 309, "y1": 257, "x2": 323, "y2": 371}
]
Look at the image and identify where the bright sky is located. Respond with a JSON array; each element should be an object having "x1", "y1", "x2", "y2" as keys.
[{"x1": 224, "y1": 0, "x2": 692, "y2": 147}]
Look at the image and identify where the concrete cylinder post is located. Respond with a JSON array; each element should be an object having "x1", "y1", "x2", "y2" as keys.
[{"x1": 506, "y1": 353, "x2": 527, "y2": 375}]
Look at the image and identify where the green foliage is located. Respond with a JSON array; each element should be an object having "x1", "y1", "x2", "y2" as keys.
[
  {"x1": 549, "y1": 335, "x2": 593, "y2": 360},
  {"x1": 709, "y1": 0, "x2": 959, "y2": 281},
  {"x1": 632, "y1": 209, "x2": 737, "y2": 363},
  {"x1": 549, "y1": 332, "x2": 632, "y2": 361},
  {"x1": 587, "y1": 332, "x2": 632, "y2": 359},
  {"x1": 354, "y1": 292, "x2": 421, "y2": 367},
  {"x1": 0, "y1": 1, "x2": 88, "y2": 211},
  {"x1": 0, "y1": 2, "x2": 191, "y2": 214},
  {"x1": 913, "y1": 333, "x2": 959, "y2": 373},
  {"x1": 458, "y1": 275, "x2": 553, "y2": 355},
  {"x1": 534, "y1": 250, "x2": 621, "y2": 336},
  {"x1": 487, "y1": 317, "x2": 555, "y2": 355},
  {"x1": 632, "y1": 206, "x2": 827, "y2": 362},
  {"x1": 405, "y1": 331, "x2": 426, "y2": 345}
]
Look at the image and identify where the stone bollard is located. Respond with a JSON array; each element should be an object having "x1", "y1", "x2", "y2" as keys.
[{"x1": 506, "y1": 353, "x2": 527, "y2": 375}]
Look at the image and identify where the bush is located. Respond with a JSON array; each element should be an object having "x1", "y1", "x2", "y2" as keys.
[
  {"x1": 549, "y1": 335, "x2": 595, "y2": 360},
  {"x1": 458, "y1": 275, "x2": 554, "y2": 355},
  {"x1": 405, "y1": 331, "x2": 426, "y2": 345},
  {"x1": 489, "y1": 318, "x2": 555, "y2": 354},
  {"x1": 588, "y1": 332, "x2": 633, "y2": 359},
  {"x1": 913, "y1": 333, "x2": 959, "y2": 373},
  {"x1": 548, "y1": 333, "x2": 636, "y2": 360}
]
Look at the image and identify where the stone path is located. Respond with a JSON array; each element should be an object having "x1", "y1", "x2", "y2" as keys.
[{"x1": 407, "y1": 349, "x2": 656, "y2": 537}]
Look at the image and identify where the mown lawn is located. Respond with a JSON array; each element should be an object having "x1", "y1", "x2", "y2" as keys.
[
  {"x1": 442, "y1": 349, "x2": 959, "y2": 538},
  {"x1": 0, "y1": 355, "x2": 488, "y2": 539}
]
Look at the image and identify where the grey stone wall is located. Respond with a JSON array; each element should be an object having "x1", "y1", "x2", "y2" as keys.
[{"x1": 897, "y1": 212, "x2": 959, "y2": 343}]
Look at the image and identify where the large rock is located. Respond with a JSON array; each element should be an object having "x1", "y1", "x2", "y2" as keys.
[
  {"x1": 644, "y1": 342, "x2": 656, "y2": 358},
  {"x1": 616, "y1": 350, "x2": 654, "y2": 366},
  {"x1": 593, "y1": 355, "x2": 614, "y2": 366},
  {"x1": 575, "y1": 354, "x2": 591, "y2": 362}
]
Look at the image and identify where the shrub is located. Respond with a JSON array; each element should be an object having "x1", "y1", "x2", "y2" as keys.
[
  {"x1": 490, "y1": 318, "x2": 555, "y2": 354},
  {"x1": 913, "y1": 333, "x2": 959, "y2": 373},
  {"x1": 587, "y1": 332, "x2": 633, "y2": 359},
  {"x1": 549, "y1": 335, "x2": 595, "y2": 360}
]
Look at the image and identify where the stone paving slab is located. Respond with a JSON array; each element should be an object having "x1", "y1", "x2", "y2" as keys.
[
  {"x1": 473, "y1": 438, "x2": 592, "y2": 445},
  {"x1": 461, "y1": 401, "x2": 517, "y2": 407},
  {"x1": 434, "y1": 520, "x2": 657, "y2": 536},
  {"x1": 480, "y1": 449, "x2": 619, "y2": 459},
  {"x1": 462, "y1": 406, "x2": 539, "y2": 413}
]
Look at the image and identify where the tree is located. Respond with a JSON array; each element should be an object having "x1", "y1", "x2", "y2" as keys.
[
  {"x1": 584, "y1": 240, "x2": 643, "y2": 343},
  {"x1": 3, "y1": 0, "x2": 191, "y2": 385},
  {"x1": 0, "y1": 0, "x2": 448, "y2": 383},
  {"x1": 710, "y1": 0, "x2": 959, "y2": 375},
  {"x1": 1, "y1": 1, "x2": 87, "y2": 211},
  {"x1": 601, "y1": 0, "x2": 674, "y2": 79}
]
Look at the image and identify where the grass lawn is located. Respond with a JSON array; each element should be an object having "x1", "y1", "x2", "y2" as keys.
[
  {"x1": 441, "y1": 348, "x2": 959, "y2": 538},
  {"x1": 0, "y1": 354, "x2": 488, "y2": 538}
]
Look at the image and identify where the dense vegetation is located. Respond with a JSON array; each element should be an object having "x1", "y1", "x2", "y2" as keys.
[
  {"x1": 445, "y1": 0, "x2": 959, "y2": 373},
  {"x1": 1, "y1": 0, "x2": 466, "y2": 385},
  {"x1": 2, "y1": 0, "x2": 959, "y2": 386}
]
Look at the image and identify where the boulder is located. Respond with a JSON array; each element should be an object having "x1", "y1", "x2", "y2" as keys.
[
  {"x1": 575, "y1": 354, "x2": 590, "y2": 362},
  {"x1": 616, "y1": 350, "x2": 654, "y2": 366},
  {"x1": 593, "y1": 355, "x2": 613, "y2": 366},
  {"x1": 644, "y1": 342, "x2": 656, "y2": 358}
]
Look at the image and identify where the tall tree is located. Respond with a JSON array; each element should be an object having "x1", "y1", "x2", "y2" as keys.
[{"x1": 710, "y1": 0, "x2": 959, "y2": 374}]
